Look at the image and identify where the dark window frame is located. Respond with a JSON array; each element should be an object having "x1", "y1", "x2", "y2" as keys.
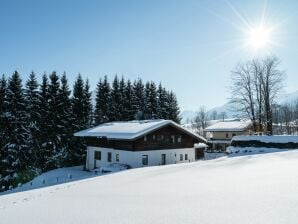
[
  {"x1": 94, "y1": 151, "x2": 101, "y2": 160},
  {"x1": 107, "y1": 152, "x2": 112, "y2": 162},
  {"x1": 142, "y1": 155, "x2": 148, "y2": 166}
]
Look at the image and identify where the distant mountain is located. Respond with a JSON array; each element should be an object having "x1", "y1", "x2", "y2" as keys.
[
  {"x1": 181, "y1": 90, "x2": 298, "y2": 124},
  {"x1": 279, "y1": 90, "x2": 298, "y2": 105}
]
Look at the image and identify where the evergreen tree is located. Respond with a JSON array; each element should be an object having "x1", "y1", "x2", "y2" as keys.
[
  {"x1": 70, "y1": 75, "x2": 91, "y2": 166},
  {"x1": 0, "y1": 75, "x2": 6, "y2": 113},
  {"x1": 0, "y1": 75, "x2": 7, "y2": 190},
  {"x1": 110, "y1": 75, "x2": 121, "y2": 121},
  {"x1": 24, "y1": 71, "x2": 40, "y2": 168},
  {"x1": 143, "y1": 81, "x2": 158, "y2": 119},
  {"x1": 37, "y1": 74, "x2": 51, "y2": 171},
  {"x1": 132, "y1": 78, "x2": 145, "y2": 120},
  {"x1": 95, "y1": 76, "x2": 111, "y2": 124},
  {"x1": 57, "y1": 73, "x2": 72, "y2": 166},
  {"x1": 72, "y1": 74, "x2": 85, "y2": 129},
  {"x1": 167, "y1": 91, "x2": 181, "y2": 123},
  {"x1": 1, "y1": 71, "x2": 29, "y2": 189},
  {"x1": 46, "y1": 72, "x2": 61, "y2": 169},
  {"x1": 118, "y1": 76, "x2": 126, "y2": 120},
  {"x1": 83, "y1": 79, "x2": 93, "y2": 126},
  {"x1": 124, "y1": 79, "x2": 134, "y2": 120},
  {"x1": 157, "y1": 83, "x2": 169, "y2": 119}
]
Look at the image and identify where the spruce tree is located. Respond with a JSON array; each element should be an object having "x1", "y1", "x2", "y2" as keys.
[
  {"x1": 24, "y1": 71, "x2": 40, "y2": 168},
  {"x1": 167, "y1": 91, "x2": 181, "y2": 123},
  {"x1": 57, "y1": 73, "x2": 72, "y2": 166},
  {"x1": 37, "y1": 74, "x2": 51, "y2": 171},
  {"x1": 72, "y1": 74, "x2": 85, "y2": 129},
  {"x1": 132, "y1": 78, "x2": 145, "y2": 120},
  {"x1": 1, "y1": 71, "x2": 29, "y2": 189},
  {"x1": 118, "y1": 76, "x2": 126, "y2": 120},
  {"x1": 46, "y1": 72, "x2": 61, "y2": 169},
  {"x1": 95, "y1": 76, "x2": 111, "y2": 124},
  {"x1": 124, "y1": 79, "x2": 134, "y2": 120},
  {"x1": 157, "y1": 83, "x2": 169, "y2": 119},
  {"x1": 110, "y1": 75, "x2": 121, "y2": 121},
  {"x1": 83, "y1": 79, "x2": 93, "y2": 127},
  {"x1": 0, "y1": 75, "x2": 7, "y2": 190}
]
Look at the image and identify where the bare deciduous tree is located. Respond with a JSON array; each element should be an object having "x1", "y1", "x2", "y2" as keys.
[{"x1": 230, "y1": 56, "x2": 285, "y2": 134}]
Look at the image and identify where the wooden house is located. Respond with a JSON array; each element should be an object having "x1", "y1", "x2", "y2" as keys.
[{"x1": 74, "y1": 119, "x2": 206, "y2": 170}]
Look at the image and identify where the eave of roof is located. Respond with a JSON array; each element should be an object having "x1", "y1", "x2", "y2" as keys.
[{"x1": 74, "y1": 120, "x2": 207, "y2": 143}]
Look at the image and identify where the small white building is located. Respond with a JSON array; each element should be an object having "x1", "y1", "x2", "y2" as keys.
[
  {"x1": 204, "y1": 119, "x2": 252, "y2": 151},
  {"x1": 74, "y1": 119, "x2": 206, "y2": 170}
]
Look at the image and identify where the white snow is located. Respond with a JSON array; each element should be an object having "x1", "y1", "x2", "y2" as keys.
[
  {"x1": 74, "y1": 119, "x2": 206, "y2": 141},
  {"x1": 232, "y1": 135, "x2": 298, "y2": 143},
  {"x1": 1, "y1": 150, "x2": 298, "y2": 224},
  {"x1": 204, "y1": 120, "x2": 252, "y2": 132}
]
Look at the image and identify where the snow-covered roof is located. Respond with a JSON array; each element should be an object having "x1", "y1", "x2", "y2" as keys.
[
  {"x1": 204, "y1": 120, "x2": 252, "y2": 132},
  {"x1": 194, "y1": 143, "x2": 208, "y2": 148},
  {"x1": 74, "y1": 119, "x2": 206, "y2": 142},
  {"x1": 232, "y1": 135, "x2": 298, "y2": 143}
]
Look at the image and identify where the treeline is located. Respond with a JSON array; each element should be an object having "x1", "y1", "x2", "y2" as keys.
[
  {"x1": 272, "y1": 102, "x2": 298, "y2": 135},
  {"x1": 0, "y1": 71, "x2": 180, "y2": 191}
]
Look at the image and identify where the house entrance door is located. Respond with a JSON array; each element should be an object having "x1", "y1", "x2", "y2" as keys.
[{"x1": 161, "y1": 154, "x2": 166, "y2": 165}]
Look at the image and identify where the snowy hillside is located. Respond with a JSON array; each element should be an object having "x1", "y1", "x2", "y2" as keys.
[{"x1": 2, "y1": 150, "x2": 298, "y2": 224}]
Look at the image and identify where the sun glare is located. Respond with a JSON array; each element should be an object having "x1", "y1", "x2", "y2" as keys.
[{"x1": 248, "y1": 25, "x2": 271, "y2": 49}]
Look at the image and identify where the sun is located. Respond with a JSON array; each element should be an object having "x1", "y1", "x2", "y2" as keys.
[{"x1": 248, "y1": 25, "x2": 271, "y2": 49}]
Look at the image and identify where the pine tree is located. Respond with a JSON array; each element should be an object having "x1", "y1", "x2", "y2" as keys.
[
  {"x1": 37, "y1": 74, "x2": 51, "y2": 171},
  {"x1": 132, "y1": 78, "x2": 145, "y2": 120},
  {"x1": 95, "y1": 76, "x2": 111, "y2": 124},
  {"x1": 1, "y1": 71, "x2": 29, "y2": 189},
  {"x1": 0, "y1": 75, "x2": 7, "y2": 190},
  {"x1": 157, "y1": 83, "x2": 169, "y2": 119},
  {"x1": 57, "y1": 73, "x2": 72, "y2": 166},
  {"x1": 24, "y1": 71, "x2": 40, "y2": 168},
  {"x1": 118, "y1": 76, "x2": 126, "y2": 120},
  {"x1": 72, "y1": 74, "x2": 85, "y2": 130},
  {"x1": 167, "y1": 91, "x2": 181, "y2": 123},
  {"x1": 83, "y1": 79, "x2": 93, "y2": 127},
  {"x1": 110, "y1": 75, "x2": 121, "y2": 121},
  {"x1": 46, "y1": 72, "x2": 61, "y2": 169},
  {"x1": 124, "y1": 79, "x2": 134, "y2": 120},
  {"x1": 0, "y1": 75, "x2": 6, "y2": 113},
  {"x1": 70, "y1": 75, "x2": 91, "y2": 166},
  {"x1": 143, "y1": 81, "x2": 158, "y2": 119}
]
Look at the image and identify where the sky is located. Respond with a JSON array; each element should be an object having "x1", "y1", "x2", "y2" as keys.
[{"x1": 0, "y1": 0, "x2": 298, "y2": 111}]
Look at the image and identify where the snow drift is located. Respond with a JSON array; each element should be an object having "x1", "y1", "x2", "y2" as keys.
[{"x1": 1, "y1": 150, "x2": 298, "y2": 224}]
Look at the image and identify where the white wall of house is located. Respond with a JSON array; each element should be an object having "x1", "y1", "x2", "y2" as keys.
[{"x1": 86, "y1": 146, "x2": 195, "y2": 170}]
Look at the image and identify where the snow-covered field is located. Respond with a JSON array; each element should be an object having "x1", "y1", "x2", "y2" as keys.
[{"x1": 1, "y1": 150, "x2": 298, "y2": 224}]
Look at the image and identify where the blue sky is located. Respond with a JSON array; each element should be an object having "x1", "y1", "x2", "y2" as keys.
[{"x1": 0, "y1": 0, "x2": 297, "y2": 110}]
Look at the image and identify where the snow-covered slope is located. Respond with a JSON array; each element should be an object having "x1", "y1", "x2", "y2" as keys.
[{"x1": 1, "y1": 150, "x2": 298, "y2": 224}]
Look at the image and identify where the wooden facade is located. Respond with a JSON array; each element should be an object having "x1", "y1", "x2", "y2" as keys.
[{"x1": 85, "y1": 124, "x2": 203, "y2": 151}]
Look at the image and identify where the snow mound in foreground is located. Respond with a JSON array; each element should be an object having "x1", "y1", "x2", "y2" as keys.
[{"x1": 1, "y1": 150, "x2": 298, "y2": 224}]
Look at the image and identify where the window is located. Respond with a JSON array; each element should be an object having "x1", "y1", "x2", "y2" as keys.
[
  {"x1": 177, "y1": 135, "x2": 182, "y2": 143},
  {"x1": 115, "y1": 154, "x2": 119, "y2": 162},
  {"x1": 107, "y1": 152, "x2": 112, "y2": 162},
  {"x1": 142, "y1": 155, "x2": 148, "y2": 166},
  {"x1": 226, "y1": 133, "x2": 229, "y2": 138},
  {"x1": 180, "y1": 154, "x2": 183, "y2": 161},
  {"x1": 171, "y1": 135, "x2": 175, "y2": 143},
  {"x1": 94, "y1": 151, "x2": 101, "y2": 160},
  {"x1": 152, "y1": 135, "x2": 156, "y2": 141},
  {"x1": 160, "y1": 135, "x2": 164, "y2": 141},
  {"x1": 144, "y1": 135, "x2": 147, "y2": 142},
  {"x1": 185, "y1": 154, "x2": 188, "y2": 160}
]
